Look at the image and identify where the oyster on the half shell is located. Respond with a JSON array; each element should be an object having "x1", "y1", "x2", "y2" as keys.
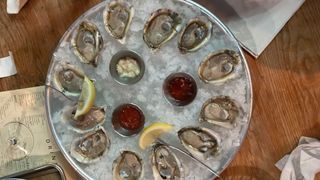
[
  {"x1": 143, "y1": 9, "x2": 183, "y2": 50},
  {"x1": 178, "y1": 16, "x2": 212, "y2": 53},
  {"x1": 62, "y1": 105, "x2": 106, "y2": 133},
  {"x1": 200, "y1": 96, "x2": 240, "y2": 129},
  {"x1": 152, "y1": 144, "x2": 184, "y2": 180},
  {"x1": 71, "y1": 21, "x2": 103, "y2": 66},
  {"x1": 53, "y1": 62, "x2": 84, "y2": 96},
  {"x1": 178, "y1": 127, "x2": 221, "y2": 160},
  {"x1": 103, "y1": 0, "x2": 134, "y2": 44},
  {"x1": 112, "y1": 151, "x2": 143, "y2": 180},
  {"x1": 70, "y1": 126, "x2": 110, "y2": 164},
  {"x1": 198, "y1": 50, "x2": 240, "y2": 84}
]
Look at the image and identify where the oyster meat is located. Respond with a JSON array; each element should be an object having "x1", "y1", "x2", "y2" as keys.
[
  {"x1": 112, "y1": 151, "x2": 143, "y2": 180},
  {"x1": 103, "y1": 0, "x2": 134, "y2": 43},
  {"x1": 152, "y1": 144, "x2": 183, "y2": 180},
  {"x1": 198, "y1": 50, "x2": 240, "y2": 84},
  {"x1": 200, "y1": 96, "x2": 240, "y2": 129},
  {"x1": 178, "y1": 16, "x2": 212, "y2": 53},
  {"x1": 70, "y1": 126, "x2": 110, "y2": 164},
  {"x1": 62, "y1": 105, "x2": 106, "y2": 133},
  {"x1": 71, "y1": 21, "x2": 103, "y2": 66},
  {"x1": 53, "y1": 62, "x2": 84, "y2": 96},
  {"x1": 143, "y1": 9, "x2": 183, "y2": 49},
  {"x1": 178, "y1": 127, "x2": 221, "y2": 160}
]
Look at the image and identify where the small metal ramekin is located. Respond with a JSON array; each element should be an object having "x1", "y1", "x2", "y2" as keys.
[
  {"x1": 109, "y1": 50, "x2": 145, "y2": 85},
  {"x1": 111, "y1": 103, "x2": 145, "y2": 137}
]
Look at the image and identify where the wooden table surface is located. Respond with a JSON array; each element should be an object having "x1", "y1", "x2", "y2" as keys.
[{"x1": 0, "y1": 0, "x2": 319, "y2": 179}]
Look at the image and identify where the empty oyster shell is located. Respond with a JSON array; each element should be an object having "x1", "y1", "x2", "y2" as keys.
[
  {"x1": 71, "y1": 21, "x2": 103, "y2": 66},
  {"x1": 200, "y1": 96, "x2": 240, "y2": 129},
  {"x1": 103, "y1": 0, "x2": 134, "y2": 43},
  {"x1": 112, "y1": 151, "x2": 143, "y2": 180},
  {"x1": 198, "y1": 50, "x2": 240, "y2": 84},
  {"x1": 152, "y1": 144, "x2": 184, "y2": 180},
  {"x1": 70, "y1": 126, "x2": 110, "y2": 164},
  {"x1": 178, "y1": 127, "x2": 221, "y2": 160},
  {"x1": 143, "y1": 9, "x2": 183, "y2": 50},
  {"x1": 53, "y1": 62, "x2": 84, "y2": 96},
  {"x1": 178, "y1": 16, "x2": 212, "y2": 53},
  {"x1": 62, "y1": 105, "x2": 106, "y2": 133}
]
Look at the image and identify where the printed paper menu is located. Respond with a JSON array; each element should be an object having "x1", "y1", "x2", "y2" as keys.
[{"x1": 0, "y1": 86, "x2": 79, "y2": 179}]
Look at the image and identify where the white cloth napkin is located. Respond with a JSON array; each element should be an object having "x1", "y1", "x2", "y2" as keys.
[
  {"x1": 0, "y1": 52, "x2": 17, "y2": 78},
  {"x1": 7, "y1": 0, "x2": 28, "y2": 14},
  {"x1": 276, "y1": 137, "x2": 320, "y2": 180},
  {"x1": 214, "y1": 0, "x2": 305, "y2": 58}
]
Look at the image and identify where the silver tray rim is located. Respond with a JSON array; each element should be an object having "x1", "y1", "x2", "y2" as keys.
[{"x1": 45, "y1": 0, "x2": 253, "y2": 179}]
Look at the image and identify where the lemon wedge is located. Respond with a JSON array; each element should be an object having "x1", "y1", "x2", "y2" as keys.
[
  {"x1": 139, "y1": 122, "x2": 173, "y2": 150},
  {"x1": 74, "y1": 76, "x2": 96, "y2": 119}
]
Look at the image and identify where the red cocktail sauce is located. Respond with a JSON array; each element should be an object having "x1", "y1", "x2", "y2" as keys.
[
  {"x1": 164, "y1": 73, "x2": 197, "y2": 106},
  {"x1": 113, "y1": 104, "x2": 144, "y2": 131}
]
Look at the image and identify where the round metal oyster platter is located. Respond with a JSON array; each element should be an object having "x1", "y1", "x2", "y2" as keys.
[{"x1": 45, "y1": 0, "x2": 253, "y2": 179}]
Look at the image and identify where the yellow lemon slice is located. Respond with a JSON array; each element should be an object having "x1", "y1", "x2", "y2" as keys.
[
  {"x1": 74, "y1": 76, "x2": 96, "y2": 119},
  {"x1": 139, "y1": 122, "x2": 173, "y2": 150}
]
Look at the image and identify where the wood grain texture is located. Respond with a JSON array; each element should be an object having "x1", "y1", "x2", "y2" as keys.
[
  {"x1": 0, "y1": 0, "x2": 101, "y2": 90},
  {"x1": 0, "y1": 0, "x2": 319, "y2": 179}
]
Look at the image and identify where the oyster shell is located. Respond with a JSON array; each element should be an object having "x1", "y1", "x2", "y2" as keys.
[
  {"x1": 143, "y1": 9, "x2": 183, "y2": 49},
  {"x1": 53, "y1": 62, "x2": 84, "y2": 96},
  {"x1": 103, "y1": 0, "x2": 134, "y2": 43},
  {"x1": 200, "y1": 96, "x2": 240, "y2": 129},
  {"x1": 198, "y1": 50, "x2": 240, "y2": 84},
  {"x1": 70, "y1": 126, "x2": 110, "y2": 164},
  {"x1": 152, "y1": 144, "x2": 184, "y2": 180},
  {"x1": 178, "y1": 16, "x2": 212, "y2": 53},
  {"x1": 62, "y1": 105, "x2": 106, "y2": 133},
  {"x1": 178, "y1": 127, "x2": 221, "y2": 160},
  {"x1": 71, "y1": 21, "x2": 103, "y2": 66},
  {"x1": 112, "y1": 151, "x2": 143, "y2": 180}
]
